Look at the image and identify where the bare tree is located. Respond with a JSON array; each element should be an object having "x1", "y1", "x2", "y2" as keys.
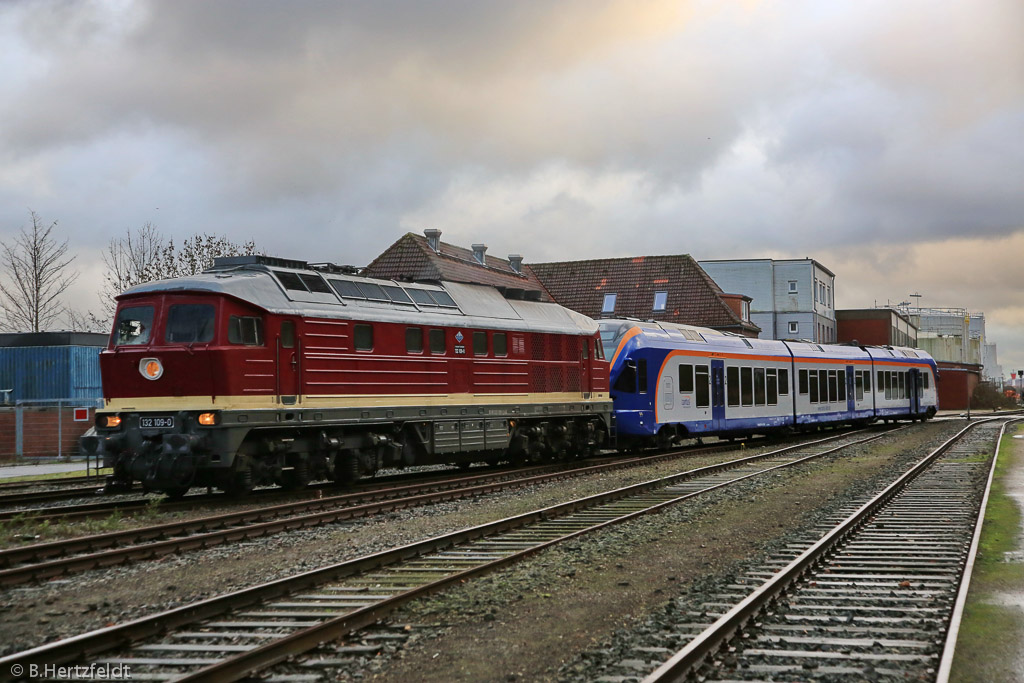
[
  {"x1": 0, "y1": 210, "x2": 78, "y2": 332},
  {"x1": 96, "y1": 224, "x2": 258, "y2": 319}
]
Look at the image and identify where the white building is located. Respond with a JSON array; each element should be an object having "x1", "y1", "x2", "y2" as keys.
[{"x1": 698, "y1": 258, "x2": 836, "y2": 342}]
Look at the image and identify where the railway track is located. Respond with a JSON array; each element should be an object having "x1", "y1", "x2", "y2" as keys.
[
  {"x1": 634, "y1": 417, "x2": 1012, "y2": 683},
  {"x1": 0, "y1": 435, "x2": 805, "y2": 587},
  {"x1": 0, "y1": 427, "x2": 897, "y2": 681}
]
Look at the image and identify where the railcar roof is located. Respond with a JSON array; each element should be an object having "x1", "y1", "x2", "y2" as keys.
[{"x1": 118, "y1": 262, "x2": 597, "y2": 336}]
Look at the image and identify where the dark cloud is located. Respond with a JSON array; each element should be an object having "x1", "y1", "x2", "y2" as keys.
[{"x1": 1, "y1": 0, "x2": 1022, "y2": 364}]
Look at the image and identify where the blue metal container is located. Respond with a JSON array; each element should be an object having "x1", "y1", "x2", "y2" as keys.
[{"x1": 0, "y1": 345, "x2": 104, "y2": 402}]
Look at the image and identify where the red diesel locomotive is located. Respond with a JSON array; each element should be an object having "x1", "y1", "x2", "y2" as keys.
[{"x1": 82, "y1": 256, "x2": 612, "y2": 495}]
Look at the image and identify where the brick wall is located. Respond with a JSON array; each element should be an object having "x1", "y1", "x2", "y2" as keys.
[{"x1": 0, "y1": 406, "x2": 96, "y2": 462}]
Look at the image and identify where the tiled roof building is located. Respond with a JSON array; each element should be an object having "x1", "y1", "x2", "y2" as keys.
[
  {"x1": 529, "y1": 254, "x2": 760, "y2": 337},
  {"x1": 364, "y1": 231, "x2": 551, "y2": 301}
]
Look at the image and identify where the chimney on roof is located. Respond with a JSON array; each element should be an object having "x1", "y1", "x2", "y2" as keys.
[
  {"x1": 472, "y1": 243, "x2": 488, "y2": 265},
  {"x1": 424, "y1": 228, "x2": 441, "y2": 253},
  {"x1": 508, "y1": 254, "x2": 523, "y2": 274}
]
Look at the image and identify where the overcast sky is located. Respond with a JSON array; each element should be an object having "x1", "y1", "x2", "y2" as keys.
[{"x1": 1, "y1": 1, "x2": 1022, "y2": 372}]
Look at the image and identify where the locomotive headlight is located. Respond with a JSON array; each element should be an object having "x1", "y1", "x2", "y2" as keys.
[
  {"x1": 140, "y1": 357, "x2": 163, "y2": 380},
  {"x1": 104, "y1": 415, "x2": 122, "y2": 428},
  {"x1": 197, "y1": 412, "x2": 218, "y2": 426}
]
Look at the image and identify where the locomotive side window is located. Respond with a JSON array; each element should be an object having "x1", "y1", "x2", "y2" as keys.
[
  {"x1": 228, "y1": 316, "x2": 264, "y2": 345},
  {"x1": 754, "y1": 368, "x2": 766, "y2": 406},
  {"x1": 114, "y1": 306, "x2": 154, "y2": 346},
  {"x1": 741, "y1": 367, "x2": 753, "y2": 406},
  {"x1": 695, "y1": 365, "x2": 709, "y2": 407},
  {"x1": 354, "y1": 324, "x2": 373, "y2": 351},
  {"x1": 779, "y1": 368, "x2": 789, "y2": 395},
  {"x1": 727, "y1": 366, "x2": 740, "y2": 406},
  {"x1": 406, "y1": 327, "x2": 424, "y2": 353},
  {"x1": 493, "y1": 332, "x2": 508, "y2": 357},
  {"x1": 281, "y1": 321, "x2": 295, "y2": 348},
  {"x1": 429, "y1": 329, "x2": 445, "y2": 354},
  {"x1": 473, "y1": 331, "x2": 488, "y2": 356},
  {"x1": 594, "y1": 337, "x2": 605, "y2": 359},
  {"x1": 165, "y1": 304, "x2": 215, "y2": 344},
  {"x1": 679, "y1": 364, "x2": 694, "y2": 393}
]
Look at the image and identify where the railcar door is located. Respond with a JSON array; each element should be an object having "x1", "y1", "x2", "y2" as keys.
[
  {"x1": 909, "y1": 369, "x2": 920, "y2": 416},
  {"x1": 276, "y1": 319, "x2": 300, "y2": 405},
  {"x1": 711, "y1": 360, "x2": 726, "y2": 430}
]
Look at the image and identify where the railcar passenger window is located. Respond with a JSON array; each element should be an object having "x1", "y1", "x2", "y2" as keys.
[
  {"x1": 821, "y1": 370, "x2": 830, "y2": 402},
  {"x1": 695, "y1": 365, "x2": 709, "y2": 408},
  {"x1": 899, "y1": 372, "x2": 906, "y2": 399},
  {"x1": 354, "y1": 324, "x2": 373, "y2": 351},
  {"x1": 228, "y1": 316, "x2": 264, "y2": 345},
  {"x1": 798, "y1": 369, "x2": 808, "y2": 395},
  {"x1": 837, "y1": 370, "x2": 846, "y2": 401},
  {"x1": 923, "y1": 372, "x2": 929, "y2": 389},
  {"x1": 727, "y1": 366, "x2": 740, "y2": 407},
  {"x1": 638, "y1": 359, "x2": 648, "y2": 394},
  {"x1": 494, "y1": 333, "x2": 508, "y2": 357},
  {"x1": 280, "y1": 321, "x2": 295, "y2": 349},
  {"x1": 679, "y1": 364, "x2": 694, "y2": 392},
  {"x1": 406, "y1": 327, "x2": 423, "y2": 353},
  {"x1": 863, "y1": 370, "x2": 871, "y2": 393},
  {"x1": 429, "y1": 329, "x2": 446, "y2": 354},
  {"x1": 779, "y1": 369, "x2": 790, "y2": 395},
  {"x1": 754, "y1": 368, "x2": 766, "y2": 406},
  {"x1": 166, "y1": 304, "x2": 215, "y2": 344},
  {"x1": 766, "y1": 369, "x2": 778, "y2": 406},
  {"x1": 809, "y1": 371, "x2": 819, "y2": 403},
  {"x1": 741, "y1": 367, "x2": 753, "y2": 406},
  {"x1": 114, "y1": 306, "x2": 154, "y2": 346}
]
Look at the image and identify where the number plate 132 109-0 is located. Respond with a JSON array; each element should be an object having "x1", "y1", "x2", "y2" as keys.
[{"x1": 140, "y1": 416, "x2": 174, "y2": 429}]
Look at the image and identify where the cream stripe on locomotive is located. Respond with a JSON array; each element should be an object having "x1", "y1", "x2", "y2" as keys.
[{"x1": 103, "y1": 391, "x2": 611, "y2": 413}]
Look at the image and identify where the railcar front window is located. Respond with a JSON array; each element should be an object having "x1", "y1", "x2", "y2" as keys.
[
  {"x1": 114, "y1": 306, "x2": 154, "y2": 346},
  {"x1": 165, "y1": 304, "x2": 215, "y2": 344}
]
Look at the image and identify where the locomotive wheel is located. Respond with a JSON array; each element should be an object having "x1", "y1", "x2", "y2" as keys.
[
  {"x1": 281, "y1": 460, "x2": 311, "y2": 491},
  {"x1": 163, "y1": 486, "x2": 190, "y2": 499},
  {"x1": 223, "y1": 466, "x2": 254, "y2": 496},
  {"x1": 334, "y1": 452, "x2": 361, "y2": 486}
]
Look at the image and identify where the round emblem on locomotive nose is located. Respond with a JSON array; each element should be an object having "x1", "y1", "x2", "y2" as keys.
[{"x1": 455, "y1": 331, "x2": 464, "y2": 343}]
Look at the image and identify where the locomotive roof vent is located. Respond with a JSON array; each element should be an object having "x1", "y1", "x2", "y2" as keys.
[
  {"x1": 472, "y1": 243, "x2": 487, "y2": 264},
  {"x1": 424, "y1": 228, "x2": 442, "y2": 253},
  {"x1": 213, "y1": 254, "x2": 310, "y2": 270}
]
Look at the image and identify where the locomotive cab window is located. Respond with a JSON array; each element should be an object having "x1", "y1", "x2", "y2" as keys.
[
  {"x1": 114, "y1": 305, "x2": 154, "y2": 346},
  {"x1": 406, "y1": 327, "x2": 424, "y2": 353},
  {"x1": 429, "y1": 329, "x2": 446, "y2": 354},
  {"x1": 354, "y1": 324, "x2": 373, "y2": 351},
  {"x1": 165, "y1": 304, "x2": 215, "y2": 344},
  {"x1": 494, "y1": 332, "x2": 508, "y2": 357},
  {"x1": 228, "y1": 316, "x2": 264, "y2": 345}
]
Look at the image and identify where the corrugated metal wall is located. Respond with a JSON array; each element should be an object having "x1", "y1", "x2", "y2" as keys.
[{"x1": 0, "y1": 346, "x2": 103, "y2": 402}]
